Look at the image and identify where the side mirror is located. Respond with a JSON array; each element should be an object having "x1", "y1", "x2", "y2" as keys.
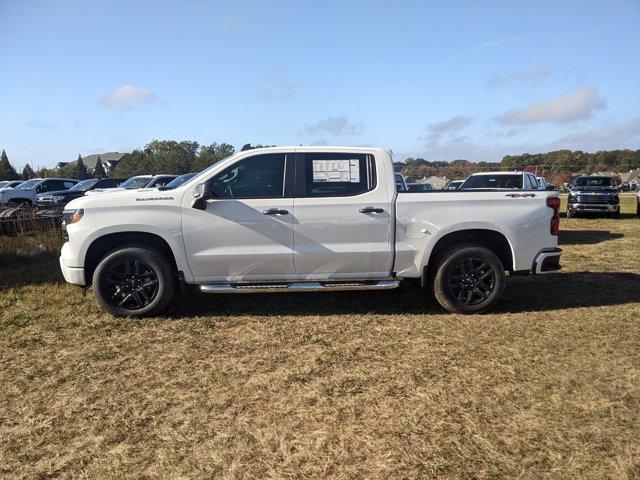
[{"x1": 192, "y1": 182, "x2": 213, "y2": 210}]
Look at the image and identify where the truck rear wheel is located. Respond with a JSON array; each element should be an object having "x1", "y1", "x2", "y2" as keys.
[
  {"x1": 92, "y1": 246, "x2": 175, "y2": 317},
  {"x1": 432, "y1": 244, "x2": 505, "y2": 314}
]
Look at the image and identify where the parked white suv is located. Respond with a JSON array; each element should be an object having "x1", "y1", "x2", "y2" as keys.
[
  {"x1": 60, "y1": 147, "x2": 562, "y2": 317},
  {"x1": 0, "y1": 178, "x2": 78, "y2": 206}
]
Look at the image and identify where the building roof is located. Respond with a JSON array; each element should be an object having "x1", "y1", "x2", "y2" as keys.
[
  {"x1": 73, "y1": 152, "x2": 127, "y2": 169},
  {"x1": 619, "y1": 169, "x2": 640, "y2": 183}
]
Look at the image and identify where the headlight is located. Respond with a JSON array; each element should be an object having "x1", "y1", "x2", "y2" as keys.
[
  {"x1": 62, "y1": 208, "x2": 84, "y2": 225},
  {"x1": 52, "y1": 195, "x2": 66, "y2": 203}
]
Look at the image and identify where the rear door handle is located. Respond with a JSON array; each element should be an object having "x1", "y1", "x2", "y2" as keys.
[
  {"x1": 263, "y1": 208, "x2": 289, "y2": 215},
  {"x1": 359, "y1": 206, "x2": 384, "y2": 214}
]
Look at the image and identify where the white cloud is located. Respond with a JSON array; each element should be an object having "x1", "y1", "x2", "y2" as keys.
[
  {"x1": 428, "y1": 116, "x2": 473, "y2": 135},
  {"x1": 487, "y1": 65, "x2": 550, "y2": 87},
  {"x1": 99, "y1": 85, "x2": 158, "y2": 109},
  {"x1": 423, "y1": 135, "x2": 525, "y2": 162},
  {"x1": 421, "y1": 118, "x2": 640, "y2": 162},
  {"x1": 259, "y1": 69, "x2": 297, "y2": 102},
  {"x1": 304, "y1": 115, "x2": 365, "y2": 137},
  {"x1": 422, "y1": 115, "x2": 473, "y2": 147},
  {"x1": 496, "y1": 86, "x2": 606, "y2": 125},
  {"x1": 550, "y1": 117, "x2": 640, "y2": 151}
]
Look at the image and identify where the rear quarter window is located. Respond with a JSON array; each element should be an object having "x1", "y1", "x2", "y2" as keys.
[{"x1": 462, "y1": 174, "x2": 523, "y2": 189}]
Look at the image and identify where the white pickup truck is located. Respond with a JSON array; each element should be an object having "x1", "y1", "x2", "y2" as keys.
[{"x1": 59, "y1": 147, "x2": 562, "y2": 317}]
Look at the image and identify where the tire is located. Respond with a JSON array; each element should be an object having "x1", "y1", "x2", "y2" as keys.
[
  {"x1": 432, "y1": 244, "x2": 505, "y2": 314},
  {"x1": 566, "y1": 209, "x2": 575, "y2": 218},
  {"x1": 611, "y1": 210, "x2": 620, "y2": 219},
  {"x1": 92, "y1": 246, "x2": 175, "y2": 317}
]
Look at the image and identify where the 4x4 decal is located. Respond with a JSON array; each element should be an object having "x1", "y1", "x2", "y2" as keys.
[{"x1": 505, "y1": 193, "x2": 537, "y2": 198}]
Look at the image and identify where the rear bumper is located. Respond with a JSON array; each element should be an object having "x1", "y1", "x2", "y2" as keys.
[
  {"x1": 568, "y1": 202, "x2": 619, "y2": 213},
  {"x1": 532, "y1": 248, "x2": 562, "y2": 274}
]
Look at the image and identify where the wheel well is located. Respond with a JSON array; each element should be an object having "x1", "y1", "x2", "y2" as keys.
[
  {"x1": 84, "y1": 232, "x2": 178, "y2": 285},
  {"x1": 428, "y1": 229, "x2": 514, "y2": 274}
]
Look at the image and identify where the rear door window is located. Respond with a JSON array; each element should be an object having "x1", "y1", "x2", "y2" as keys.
[{"x1": 297, "y1": 153, "x2": 376, "y2": 197}]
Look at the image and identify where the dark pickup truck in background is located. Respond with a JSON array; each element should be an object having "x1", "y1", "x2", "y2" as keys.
[{"x1": 567, "y1": 176, "x2": 620, "y2": 218}]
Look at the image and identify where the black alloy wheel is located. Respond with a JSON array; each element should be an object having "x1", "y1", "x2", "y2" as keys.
[
  {"x1": 446, "y1": 257, "x2": 496, "y2": 306},
  {"x1": 103, "y1": 258, "x2": 159, "y2": 310},
  {"x1": 93, "y1": 246, "x2": 176, "y2": 317},
  {"x1": 432, "y1": 244, "x2": 505, "y2": 314}
]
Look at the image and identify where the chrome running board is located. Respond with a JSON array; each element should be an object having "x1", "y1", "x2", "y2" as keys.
[{"x1": 199, "y1": 279, "x2": 399, "y2": 294}]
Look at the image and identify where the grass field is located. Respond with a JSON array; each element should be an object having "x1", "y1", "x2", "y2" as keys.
[{"x1": 1, "y1": 195, "x2": 639, "y2": 478}]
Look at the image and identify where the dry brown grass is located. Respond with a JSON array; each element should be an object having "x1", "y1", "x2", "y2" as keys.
[{"x1": 1, "y1": 196, "x2": 639, "y2": 478}]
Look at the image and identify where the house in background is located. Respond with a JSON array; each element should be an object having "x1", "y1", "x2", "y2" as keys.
[
  {"x1": 81, "y1": 152, "x2": 127, "y2": 173},
  {"x1": 56, "y1": 152, "x2": 127, "y2": 174},
  {"x1": 619, "y1": 169, "x2": 640, "y2": 190},
  {"x1": 418, "y1": 175, "x2": 449, "y2": 190}
]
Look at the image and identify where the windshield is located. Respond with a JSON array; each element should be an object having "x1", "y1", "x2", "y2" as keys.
[
  {"x1": 69, "y1": 179, "x2": 99, "y2": 191},
  {"x1": 18, "y1": 179, "x2": 42, "y2": 189},
  {"x1": 120, "y1": 176, "x2": 152, "y2": 189},
  {"x1": 460, "y1": 174, "x2": 522, "y2": 189},
  {"x1": 164, "y1": 173, "x2": 198, "y2": 189},
  {"x1": 574, "y1": 177, "x2": 614, "y2": 188}
]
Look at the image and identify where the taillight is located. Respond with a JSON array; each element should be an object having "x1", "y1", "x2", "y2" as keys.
[{"x1": 547, "y1": 197, "x2": 560, "y2": 235}]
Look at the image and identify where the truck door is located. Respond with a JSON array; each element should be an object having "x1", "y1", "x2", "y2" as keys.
[
  {"x1": 292, "y1": 152, "x2": 393, "y2": 279},
  {"x1": 182, "y1": 152, "x2": 295, "y2": 282}
]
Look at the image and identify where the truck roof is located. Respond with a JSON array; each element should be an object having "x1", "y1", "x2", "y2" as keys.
[
  {"x1": 469, "y1": 171, "x2": 526, "y2": 176},
  {"x1": 239, "y1": 146, "x2": 391, "y2": 155}
]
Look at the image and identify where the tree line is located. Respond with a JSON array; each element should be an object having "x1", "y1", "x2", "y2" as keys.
[
  {"x1": 398, "y1": 149, "x2": 640, "y2": 186},
  {"x1": 2, "y1": 143, "x2": 639, "y2": 185}
]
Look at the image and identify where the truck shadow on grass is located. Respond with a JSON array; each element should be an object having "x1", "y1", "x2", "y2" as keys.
[
  {"x1": 167, "y1": 271, "x2": 640, "y2": 317},
  {"x1": 558, "y1": 230, "x2": 624, "y2": 245},
  {"x1": 0, "y1": 252, "x2": 64, "y2": 289}
]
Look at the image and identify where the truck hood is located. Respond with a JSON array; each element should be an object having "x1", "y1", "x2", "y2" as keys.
[
  {"x1": 65, "y1": 187, "x2": 180, "y2": 210},
  {"x1": 570, "y1": 187, "x2": 617, "y2": 193}
]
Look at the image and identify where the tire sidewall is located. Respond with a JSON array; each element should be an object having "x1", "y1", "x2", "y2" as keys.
[
  {"x1": 92, "y1": 246, "x2": 175, "y2": 317},
  {"x1": 433, "y1": 245, "x2": 505, "y2": 314}
]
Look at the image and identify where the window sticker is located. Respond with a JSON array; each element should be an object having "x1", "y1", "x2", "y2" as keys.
[{"x1": 312, "y1": 159, "x2": 360, "y2": 183}]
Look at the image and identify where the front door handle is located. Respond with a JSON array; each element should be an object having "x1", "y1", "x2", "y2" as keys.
[
  {"x1": 263, "y1": 208, "x2": 289, "y2": 215},
  {"x1": 359, "y1": 206, "x2": 384, "y2": 214}
]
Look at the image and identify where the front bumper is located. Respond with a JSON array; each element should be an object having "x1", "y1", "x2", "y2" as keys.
[
  {"x1": 568, "y1": 202, "x2": 619, "y2": 213},
  {"x1": 60, "y1": 242, "x2": 86, "y2": 286},
  {"x1": 532, "y1": 248, "x2": 562, "y2": 274},
  {"x1": 59, "y1": 256, "x2": 86, "y2": 285}
]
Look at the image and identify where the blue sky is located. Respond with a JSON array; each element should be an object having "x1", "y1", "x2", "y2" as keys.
[{"x1": 1, "y1": 0, "x2": 639, "y2": 170}]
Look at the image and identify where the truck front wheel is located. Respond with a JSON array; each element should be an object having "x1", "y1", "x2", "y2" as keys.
[
  {"x1": 432, "y1": 245, "x2": 505, "y2": 314},
  {"x1": 92, "y1": 246, "x2": 175, "y2": 317}
]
